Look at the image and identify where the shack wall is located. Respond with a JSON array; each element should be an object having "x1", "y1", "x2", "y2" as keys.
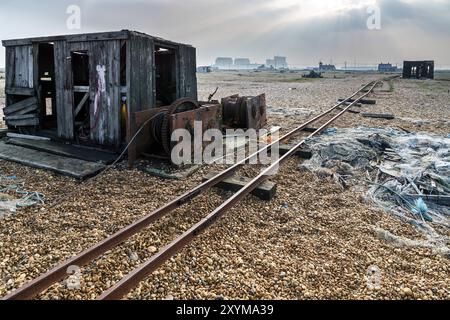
[
  {"x1": 179, "y1": 45, "x2": 198, "y2": 101},
  {"x1": 5, "y1": 45, "x2": 34, "y2": 106},
  {"x1": 54, "y1": 40, "x2": 122, "y2": 146},
  {"x1": 3, "y1": 31, "x2": 198, "y2": 151}
]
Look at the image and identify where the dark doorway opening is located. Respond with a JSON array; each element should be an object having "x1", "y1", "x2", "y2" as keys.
[
  {"x1": 155, "y1": 46, "x2": 177, "y2": 107},
  {"x1": 38, "y1": 42, "x2": 56, "y2": 130}
]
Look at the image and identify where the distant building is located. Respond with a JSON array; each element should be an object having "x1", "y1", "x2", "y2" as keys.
[
  {"x1": 378, "y1": 63, "x2": 398, "y2": 72},
  {"x1": 265, "y1": 56, "x2": 288, "y2": 70},
  {"x1": 274, "y1": 56, "x2": 288, "y2": 69},
  {"x1": 234, "y1": 58, "x2": 251, "y2": 66},
  {"x1": 215, "y1": 57, "x2": 233, "y2": 70},
  {"x1": 319, "y1": 62, "x2": 336, "y2": 72},
  {"x1": 266, "y1": 59, "x2": 275, "y2": 68},
  {"x1": 197, "y1": 66, "x2": 212, "y2": 73},
  {"x1": 403, "y1": 61, "x2": 434, "y2": 79}
]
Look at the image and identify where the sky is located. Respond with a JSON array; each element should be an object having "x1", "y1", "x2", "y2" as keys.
[{"x1": 0, "y1": 0, "x2": 449, "y2": 68}]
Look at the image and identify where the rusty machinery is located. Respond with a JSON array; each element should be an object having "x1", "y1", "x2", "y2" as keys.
[
  {"x1": 132, "y1": 94, "x2": 266, "y2": 164},
  {"x1": 134, "y1": 98, "x2": 222, "y2": 159},
  {"x1": 221, "y1": 94, "x2": 267, "y2": 130}
]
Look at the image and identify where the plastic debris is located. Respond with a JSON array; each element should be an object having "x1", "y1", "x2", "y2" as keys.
[
  {"x1": 0, "y1": 173, "x2": 45, "y2": 218},
  {"x1": 412, "y1": 198, "x2": 432, "y2": 222},
  {"x1": 300, "y1": 127, "x2": 450, "y2": 255}
]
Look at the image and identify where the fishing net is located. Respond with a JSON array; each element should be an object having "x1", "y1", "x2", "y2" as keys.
[
  {"x1": 0, "y1": 174, "x2": 45, "y2": 218},
  {"x1": 301, "y1": 127, "x2": 450, "y2": 256}
]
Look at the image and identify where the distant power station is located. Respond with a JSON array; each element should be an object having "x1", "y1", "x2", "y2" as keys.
[
  {"x1": 213, "y1": 56, "x2": 288, "y2": 70},
  {"x1": 378, "y1": 63, "x2": 398, "y2": 72},
  {"x1": 265, "y1": 56, "x2": 288, "y2": 69}
]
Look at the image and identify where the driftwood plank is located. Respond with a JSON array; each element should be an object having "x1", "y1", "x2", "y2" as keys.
[
  {"x1": 5, "y1": 117, "x2": 39, "y2": 127},
  {"x1": 74, "y1": 92, "x2": 90, "y2": 117},
  {"x1": 0, "y1": 141, "x2": 106, "y2": 180},
  {"x1": 3, "y1": 97, "x2": 38, "y2": 115},
  {"x1": 5, "y1": 87, "x2": 34, "y2": 96},
  {"x1": 5, "y1": 114, "x2": 38, "y2": 121},
  {"x1": 362, "y1": 113, "x2": 395, "y2": 120},
  {"x1": 203, "y1": 172, "x2": 277, "y2": 201}
]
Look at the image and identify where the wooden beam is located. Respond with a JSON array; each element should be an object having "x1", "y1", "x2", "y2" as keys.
[
  {"x1": 5, "y1": 117, "x2": 39, "y2": 127},
  {"x1": 338, "y1": 98, "x2": 376, "y2": 105},
  {"x1": 6, "y1": 133, "x2": 50, "y2": 141},
  {"x1": 2, "y1": 31, "x2": 130, "y2": 47},
  {"x1": 5, "y1": 87, "x2": 35, "y2": 96},
  {"x1": 3, "y1": 97, "x2": 38, "y2": 116},
  {"x1": 203, "y1": 172, "x2": 277, "y2": 201},
  {"x1": 278, "y1": 144, "x2": 313, "y2": 159},
  {"x1": 5, "y1": 114, "x2": 39, "y2": 121},
  {"x1": 362, "y1": 113, "x2": 395, "y2": 120},
  {"x1": 73, "y1": 85, "x2": 126, "y2": 93},
  {"x1": 74, "y1": 92, "x2": 90, "y2": 117}
]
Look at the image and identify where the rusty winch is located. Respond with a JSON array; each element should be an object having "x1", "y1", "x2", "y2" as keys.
[
  {"x1": 147, "y1": 98, "x2": 222, "y2": 156},
  {"x1": 221, "y1": 94, "x2": 267, "y2": 130}
]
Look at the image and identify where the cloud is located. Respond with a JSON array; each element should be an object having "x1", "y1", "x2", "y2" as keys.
[{"x1": 0, "y1": 0, "x2": 449, "y2": 68}]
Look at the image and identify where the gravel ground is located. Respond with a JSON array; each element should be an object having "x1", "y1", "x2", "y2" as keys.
[{"x1": 0, "y1": 72, "x2": 449, "y2": 300}]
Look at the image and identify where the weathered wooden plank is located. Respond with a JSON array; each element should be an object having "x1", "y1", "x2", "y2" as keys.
[
  {"x1": 185, "y1": 46, "x2": 198, "y2": 100},
  {"x1": 5, "y1": 87, "x2": 35, "y2": 96},
  {"x1": 362, "y1": 113, "x2": 395, "y2": 120},
  {"x1": 278, "y1": 144, "x2": 313, "y2": 159},
  {"x1": 129, "y1": 35, "x2": 154, "y2": 113},
  {"x1": 338, "y1": 98, "x2": 376, "y2": 105},
  {"x1": 74, "y1": 92, "x2": 90, "y2": 117},
  {"x1": 2, "y1": 31, "x2": 130, "y2": 47},
  {"x1": 3, "y1": 97, "x2": 38, "y2": 115},
  {"x1": 13, "y1": 45, "x2": 33, "y2": 88},
  {"x1": 5, "y1": 47, "x2": 14, "y2": 92},
  {"x1": 11, "y1": 103, "x2": 39, "y2": 116},
  {"x1": 5, "y1": 114, "x2": 39, "y2": 121},
  {"x1": 6, "y1": 133, "x2": 50, "y2": 141},
  {"x1": 6, "y1": 138, "x2": 117, "y2": 164},
  {"x1": 5, "y1": 117, "x2": 40, "y2": 127},
  {"x1": 127, "y1": 35, "x2": 154, "y2": 166},
  {"x1": 0, "y1": 141, "x2": 106, "y2": 180},
  {"x1": 54, "y1": 41, "x2": 74, "y2": 139},
  {"x1": 203, "y1": 172, "x2": 277, "y2": 201}
]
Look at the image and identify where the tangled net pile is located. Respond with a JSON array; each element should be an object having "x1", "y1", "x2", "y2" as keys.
[
  {"x1": 0, "y1": 174, "x2": 45, "y2": 217},
  {"x1": 301, "y1": 127, "x2": 450, "y2": 257}
]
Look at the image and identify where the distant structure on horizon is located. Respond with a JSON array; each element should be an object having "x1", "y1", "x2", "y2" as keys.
[
  {"x1": 234, "y1": 58, "x2": 251, "y2": 67},
  {"x1": 197, "y1": 66, "x2": 212, "y2": 73},
  {"x1": 213, "y1": 55, "x2": 288, "y2": 70},
  {"x1": 378, "y1": 62, "x2": 398, "y2": 72},
  {"x1": 215, "y1": 57, "x2": 234, "y2": 69},
  {"x1": 318, "y1": 61, "x2": 336, "y2": 72},
  {"x1": 403, "y1": 60, "x2": 434, "y2": 79},
  {"x1": 266, "y1": 56, "x2": 288, "y2": 69}
]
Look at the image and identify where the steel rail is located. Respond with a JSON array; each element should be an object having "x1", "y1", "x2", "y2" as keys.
[
  {"x1": 98, "y1": 81, "x2": 381, "y2": 300},
  {"x1": 3, "y1": 81, "x2": 376, "y2": 300}
]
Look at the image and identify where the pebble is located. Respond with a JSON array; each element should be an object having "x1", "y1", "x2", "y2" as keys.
[
  {"x1": 402, "y1": 287, "x2": 413, "y2": 297},
  {"x1": 129, "y1": 252, "x2": 139, "y2": 262}
]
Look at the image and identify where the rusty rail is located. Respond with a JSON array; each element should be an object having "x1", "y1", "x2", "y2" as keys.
[
  {"x1": 3, "y1": 80, "x2": 379, "y2": 300},
  {"x1": 98, "y1": 81, "x2": 381, "y2": 300}
]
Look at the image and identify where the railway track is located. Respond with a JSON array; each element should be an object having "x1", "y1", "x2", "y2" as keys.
[{"x1": 3, "y1": 79, "x2": 382, "y2": 300}]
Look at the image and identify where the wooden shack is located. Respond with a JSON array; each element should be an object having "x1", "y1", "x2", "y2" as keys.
[
  {"x1": 2, "y1": 30, "x2": 197, "y2": 150},
  {"x1": 403, "y1": 61, "x2": 434, "y2": 79}
]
